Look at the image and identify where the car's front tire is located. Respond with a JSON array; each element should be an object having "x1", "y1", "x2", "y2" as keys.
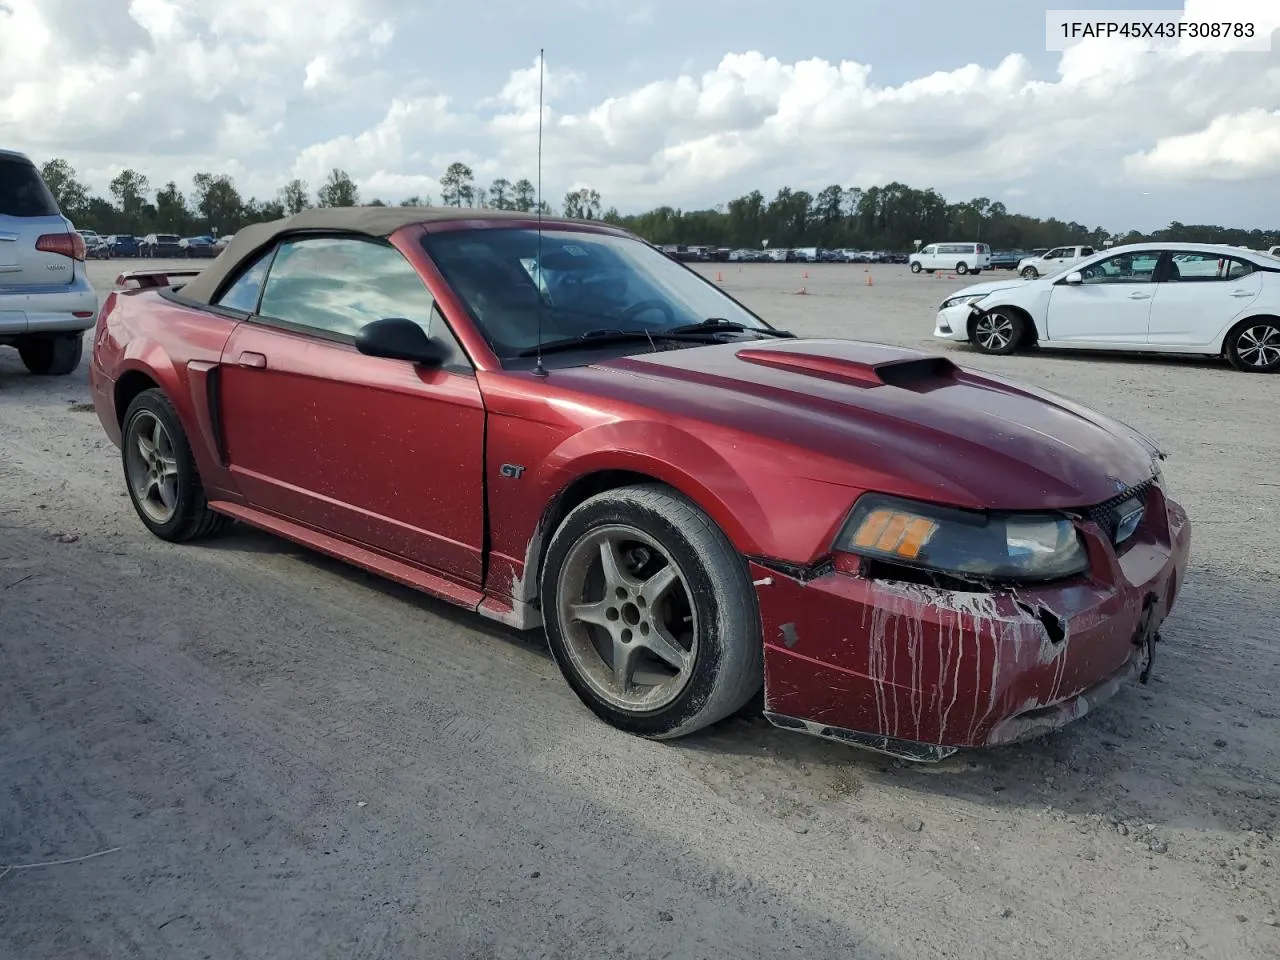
[
  {"x1": 540, "y1": 483, "x2": 763, "y2": 740},
  {"x1": 970, "y1": 308, "x2": 1025, "y2": 355},
  {"x1": 910, "y1": 262, "x2": 922, "y2": 273},
  {"x1": 1225, "y1": 317, "x2": 1280, "y2": 373},
  {"x1": 1021, "y1": 266, "x2": 1038, "y2": 279},
  {"x1": 121, "y1": 389, "x2": 232, "y2": 542},
  {"x1": 18, "y1": 333, "x2": 83, "y2": 375}
]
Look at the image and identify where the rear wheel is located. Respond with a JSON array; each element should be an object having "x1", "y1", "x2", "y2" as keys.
[
  {"x1": 540, "y1": 484, "x2": 763, "y2": 739},
  {"x1": 956, "y1": 262, "x2": 969, "y2": 274},
  {"x1": 1225, "y1": 317, "x2": 1280, "y2": 373},
  {"x1": 18, "y1": 333, "x2": 83, "y2": 375},
  {"x1": 971, "y1": 308, "x2": 1025, "y2": 355},
  {"x1": 121, "y1": 389, "x2": 232, "y2": 541}
]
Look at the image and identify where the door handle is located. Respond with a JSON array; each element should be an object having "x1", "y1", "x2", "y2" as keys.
[
  {"x1": 237, "y1": 351, "x2": 267, "y2": 368},
  {"x1": 1230, "y1": 290, "x2": 1254, "y2": 297},
  {"x1": 1128, "y1": 293, "x2": 1151, "y2": 299}
]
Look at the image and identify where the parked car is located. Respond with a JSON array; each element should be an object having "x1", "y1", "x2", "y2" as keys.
[
  {"x1": 988, "y1": 250, "x2": 1020, "y2": 270},
  {"x1": 109, "y1": 234, "x2": 141, "y2": 257},
  {"x1": 89, "y1": 207, "x2": 1188, "y2": 760},
  {"x1": 140, "y1": 233, "x2": 184, "y2": 257},
  {"x1": 0, "y1": 148, "x2": 99, "y2": 375},
  {"x1": 1017, "y1": 245, "x2": 1096, "y2": 279},
  {"x1": 180, "y1": 235, "x2": 219, "y2": 258},
  {"x1": 932, "y1": 242, "x2": 1280, "y2": 372},
  {"x1": 909, "y1": 242, "x2": 991, "y2": 275},
  {"x1": 78, "y1": 230, "x2": 112, "y2": 259}
]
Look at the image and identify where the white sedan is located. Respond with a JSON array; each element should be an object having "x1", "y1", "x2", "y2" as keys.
[{"x1": 932, "y1": 242, "x2": 1280, "y2": 373}]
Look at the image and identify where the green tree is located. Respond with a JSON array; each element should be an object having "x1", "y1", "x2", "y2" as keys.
[
  {"x1": 109, "y1": 169, "x2": 151, "y2": 231},
  {"x1": 563, "y1": 188, "x2": 602, "y2": 219},
  {"x1": 399, "y1": 195, "x2": 431, "y2": 207},
  {"x1": 439, "y1": 162, "x2": 475, "y2": 207},
  {"x1": 39, "y1": 158, "x2": 89, "y2": 216},
  {"x1": 154, "y1": 181, "x2": 191, "y2": 233},
  {"x1": 511, "y1": 178, "x2": 536, "y2": 212},
  {"x1": 488, "y1": 178, "x2": 512, "y2": 210},
  {"x1": 191, "y1": 173, "x2": 243, "y2": 235},
  {"x1": 279, "y1": 179, "x2": 310, "y2": 215},
  {"x1": 316, "y1": 168, "x2": 359, "y2": 207}
]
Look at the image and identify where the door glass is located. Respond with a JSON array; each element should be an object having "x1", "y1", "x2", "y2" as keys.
[
  {"x1": 259, "y1": 236, "x2": 437, "y2": 337},
  {"x1": 1078, "y1": 252, "x2": 1161, "y2": 284},
  {"x1": 1166, "y1": 253, "x2": 1252, "y2": 282},
  {"x1": 213, "y1": 249, "x2": 274, "y2": 313}
]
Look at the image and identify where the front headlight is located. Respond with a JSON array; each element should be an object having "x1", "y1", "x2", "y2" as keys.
[
  {"x1": 834, "y1": 493, "x2": 1090, "y2": 583},
  {"x1": 940, "y1": 293, "x2": 988, "y2": 310}
]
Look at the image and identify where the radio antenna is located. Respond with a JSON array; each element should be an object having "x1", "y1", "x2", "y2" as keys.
[{"x1": 532, "y1": 47, "x2": 548, "y2": 377}]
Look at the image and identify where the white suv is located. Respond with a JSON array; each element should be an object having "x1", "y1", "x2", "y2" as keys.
[
  {"x1": 909, "y1": 242, "x2": 990, "y2": 276},
  {"x1": 1017, "y1": 245, "x2": 1095, "y2": 279},
  {"x1": 0, "y1": 149, "x2": 99, "y2": 374}
]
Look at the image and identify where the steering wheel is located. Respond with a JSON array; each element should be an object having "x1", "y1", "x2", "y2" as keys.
[{"x1": 619, "y1": 299, "x2": 675, "y2": 326}]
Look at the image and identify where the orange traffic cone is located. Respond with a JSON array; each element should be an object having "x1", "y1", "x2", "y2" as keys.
[
  {"x1": 865, "y1": 275, "x2": 873, "y2": 286},
  {"x1": 802, "y1": 270, "x2": 809, "y2": 279},
  {"x1": 715, "y1": 271, "x2": 723, "y2": 282}
]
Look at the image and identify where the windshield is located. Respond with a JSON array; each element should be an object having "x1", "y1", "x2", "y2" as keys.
[{"x1": 421, "y1": 227, "x2": 770, "y2": 359}]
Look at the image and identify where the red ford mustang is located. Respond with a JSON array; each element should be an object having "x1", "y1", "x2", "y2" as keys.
[{"x1": 88, "y1": 208, "x2": 1190, "y2": 760}]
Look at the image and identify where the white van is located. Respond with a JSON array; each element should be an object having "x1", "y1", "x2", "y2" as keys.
[{"x1": 908, "y1": 242, "x2": 991, "y2": 275}]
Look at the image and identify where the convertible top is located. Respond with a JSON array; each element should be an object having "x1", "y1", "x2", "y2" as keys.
[{"x1": 178, "y1": 206, "x2": 600, "y2": 305}]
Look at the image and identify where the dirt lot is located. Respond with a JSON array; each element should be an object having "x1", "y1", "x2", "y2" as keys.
[{"x1": 2, "y1": 259, "x2": 1277, "y2": 959}]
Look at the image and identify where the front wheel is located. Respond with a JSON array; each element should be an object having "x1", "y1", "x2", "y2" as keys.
[
  {"x1": 18, "y1": 333, "x2": 83, "y2": 375},
  {"x1": 1225, "y1": 317, "x2": 1280, "y2": 373},
  {"x1": 1021, "y1": 266, "x2": 1038, "y2": 279},
  {"x1": 910, "y1": 261, "x2": 922, "y2": 273},
  {"x1": 540, "y1": 484, "x2": 763, "y2": 739},
  {"x1": 971, "y1": 309, "x2": 1025, "y2": 355}
]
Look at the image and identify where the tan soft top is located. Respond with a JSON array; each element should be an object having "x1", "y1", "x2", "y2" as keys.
[{"x1": 178, "y1": 206, "x2": 599, "y2": 304}]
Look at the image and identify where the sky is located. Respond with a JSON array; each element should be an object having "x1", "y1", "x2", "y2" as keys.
[{"x1": 1, "y1": 0, "x2": 1278, "y2": 232}]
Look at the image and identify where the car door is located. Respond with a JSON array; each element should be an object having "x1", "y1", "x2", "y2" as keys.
[
  {"x1": 920, "y1": 244, "x2": 939, "y2": 269},
  {"x1": 1044, "y1": 250, "x2": 1163, "y2": 343},
  {"x1": 1147, "y1": 252, "x2": 1263, "y2": 346},
  {"x1": 215, "y1": 234, "x2": 486, "y2": 584}
]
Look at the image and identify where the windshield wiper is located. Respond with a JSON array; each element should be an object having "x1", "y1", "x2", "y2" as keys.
[
  {"x1": 665, "y1": 317, "x2": 795, "y2": 338},
  {"x1": 514, "y1": 328, "x2": 692, "y2": 357}
]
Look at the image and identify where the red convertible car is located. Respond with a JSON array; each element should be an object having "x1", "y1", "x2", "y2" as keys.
[{"x1": 88, "y1": 208, "x2": 1190, "y2": 760}]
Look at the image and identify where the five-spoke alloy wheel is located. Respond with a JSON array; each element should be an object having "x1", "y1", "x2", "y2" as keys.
[
  {"x1": 121, "y1": 389, "x2": 231, "y2": 541},
  {"x1": 541, "y1": 484, "x2": 763, "y2": 739}
]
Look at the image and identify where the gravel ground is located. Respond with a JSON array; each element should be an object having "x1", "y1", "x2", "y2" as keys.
[{"x1": 1, "y1": 259, "x2": 1277, "y2": 959}]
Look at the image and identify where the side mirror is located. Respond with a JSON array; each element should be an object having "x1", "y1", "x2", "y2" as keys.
[
  {"x1": 355, "y1": 317, "x2": 447, "y2": 366},
  {"x1": 1064, "y1": 271, "x2": 1083, "y2": 285}
]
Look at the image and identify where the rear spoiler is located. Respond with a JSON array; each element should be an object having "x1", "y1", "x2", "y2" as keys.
[{"x1": 113, "y1": 269, "x2": 202, "y2": 291}]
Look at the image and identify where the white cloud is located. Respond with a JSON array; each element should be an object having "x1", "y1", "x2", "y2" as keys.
[{"x1": 2, "y1": 0, "x2": 1279, "y2": 227}]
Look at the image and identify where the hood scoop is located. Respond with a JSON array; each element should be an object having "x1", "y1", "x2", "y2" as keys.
[{"x1": 736, "y1": 347, "x2": 959, "y2": 391}]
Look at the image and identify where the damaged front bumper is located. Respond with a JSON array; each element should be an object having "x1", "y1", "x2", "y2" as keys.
[{"x1": 753, "y1": 485, "x2": 1190, "y2": 761}]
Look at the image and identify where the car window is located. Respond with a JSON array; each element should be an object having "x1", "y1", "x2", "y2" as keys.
[
  {"x1": 1078, "y1": 252, "x2": 1161, "y2": 284},
  {"x1": 923, "y1": 245, "x2": 936, "y2": 254},
  {"x1": 213, "y1": 249, "x2": 275, "y2": 313},
  {"x1": 1044, "y1": 248, "x2": 1064, "y2": 259},
  {"x1": 257, "y1": 236, "x2": 436, "y2": 338},
  {"x1": 1166, "y1": 253, "x2": 1254, "y2": 282},
  {"x1": 1081, "y1": 247, "x2": 1094, "y2": 256},
  {"x1": 0, "y1": 157, "x2": 60, "y2": 217}
]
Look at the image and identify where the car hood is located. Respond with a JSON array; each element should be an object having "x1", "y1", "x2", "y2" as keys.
[
  {"x1": 557, "y1": 338, "x2": 1161, "y2": 511},
  {"x1": 946, "y1": 278, "x2": 1024, "y2": 300}
]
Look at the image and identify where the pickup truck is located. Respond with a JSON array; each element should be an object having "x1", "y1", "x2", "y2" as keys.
[{"x1": 1017, "y1": 245, "x2": 1095, "y2": 278}]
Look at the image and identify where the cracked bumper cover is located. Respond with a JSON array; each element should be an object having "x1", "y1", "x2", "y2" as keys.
[{"x1": 753, "y1": 487, "x2": 1190, "y2": 756}]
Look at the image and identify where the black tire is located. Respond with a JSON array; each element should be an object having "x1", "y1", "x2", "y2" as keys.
[
  {"x1": 121, "y1": 389, "x2": 232, "y2": 542},
  {"x1": 1224, "y1": 317, "x2": 1280, "y2": 373},
  {"x1": 18, "y1": 333, "x2": 83, "y2": 375},
  {"x1": 956, "y1": 262, "x2": 969, "y2": 274},
  {"x1": 1021, "y1": 266, "x2": 1038, "y2": 279},
  {"x1": 970, "y1": 308, "x2": 1025, "y2": 355},
  {"x1": 540, "y1": 483, "x2": 763, "y2": 739},
  {"x1": 910, "y1": 261, "x2": 922, "y2": 273}
]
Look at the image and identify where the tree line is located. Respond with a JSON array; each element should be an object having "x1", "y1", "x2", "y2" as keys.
[{"x1": 38, "y1": 157, "x2": 1278, "y2": 252}]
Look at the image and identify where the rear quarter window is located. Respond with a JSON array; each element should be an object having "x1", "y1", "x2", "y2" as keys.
[{"x1": 0, "y1": 158, "x2": 60, "y2": 217}]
